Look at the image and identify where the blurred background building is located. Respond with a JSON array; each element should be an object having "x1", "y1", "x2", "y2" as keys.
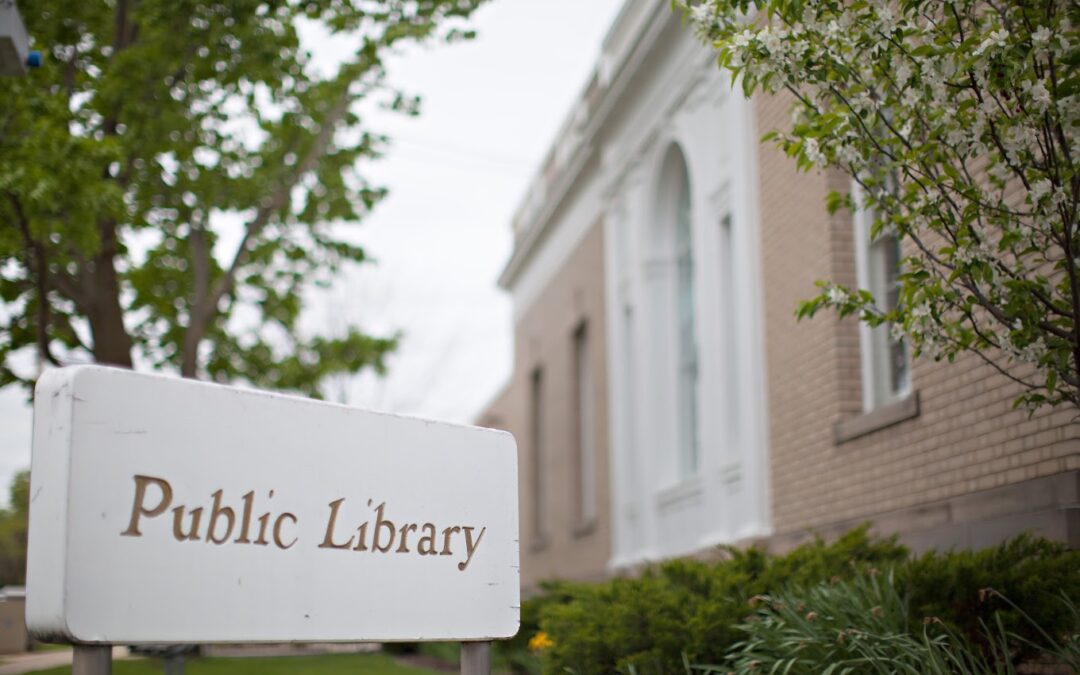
[{"x1": 477, "y1": 0, "x2": 1080, "y2": 593}]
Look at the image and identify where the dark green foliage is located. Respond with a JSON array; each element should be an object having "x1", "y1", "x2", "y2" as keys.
[
  {"x1": 0, "y1": 470, "x2": 30, "y2": 586},
  {"x1": 494, "y1": 580, "x2": 588, "y2": 675},
  {"x1": 901, "y1": 535, "x2": 1080, "y2": 664},
  {"x1": 538, "y1": 527, "x2": 907, "y2": 675},
  {"x1": 535, "y1": 529, "x2": 1079, "y2": 675},
  {"x1": 720, "y1": 573, "x2": 1080, "y2": 675}
]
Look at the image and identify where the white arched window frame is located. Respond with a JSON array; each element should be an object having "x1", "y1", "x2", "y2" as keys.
[{"x1": 654, "y1": 145, "x2": 701, "y2": 480}]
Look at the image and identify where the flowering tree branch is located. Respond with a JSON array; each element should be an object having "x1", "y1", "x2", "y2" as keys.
[{"x1": 680, "y1": 0, "x2": 1080, "y2": 411}]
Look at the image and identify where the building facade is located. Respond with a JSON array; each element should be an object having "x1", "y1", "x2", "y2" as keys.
[{"x1": 481, "y1": 0, "x2": 1080, "y2": 591}]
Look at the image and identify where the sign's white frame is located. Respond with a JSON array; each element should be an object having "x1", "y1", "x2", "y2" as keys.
[{"x1": 26, "y1": 366, "x2": 520, "y2": 644}]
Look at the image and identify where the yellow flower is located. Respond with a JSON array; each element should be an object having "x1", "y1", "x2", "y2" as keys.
[{"x1": 528, "y1": 631, "x2": 554, "y2": 651}]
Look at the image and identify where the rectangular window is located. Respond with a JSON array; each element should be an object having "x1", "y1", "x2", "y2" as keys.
[
  {"x1": 529, "y1": 367, "x2": 546, "y2": 546},
  {"x1": 573, "y1": 323, "x2": 596, "y2": 530},
  {"x1": 853, "y1": 181, "x2": 910, "y2": 410}
]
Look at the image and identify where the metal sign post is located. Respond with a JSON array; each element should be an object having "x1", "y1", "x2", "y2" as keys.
[
  {"x1": 72, "y1": 646, "x2": 111, "y2": 675},
  {"x1": 461, "y1": 642, "x2": 491, "y2": 675}
]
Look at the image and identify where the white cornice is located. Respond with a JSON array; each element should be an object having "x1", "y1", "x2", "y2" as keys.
[{"x1": 498, "y1": 0, "x2": 677, "y2": 291}]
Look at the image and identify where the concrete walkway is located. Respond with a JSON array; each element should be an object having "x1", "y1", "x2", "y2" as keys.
[{"x1": 0, "y1": 647, "x2": 133, "y2": 675}]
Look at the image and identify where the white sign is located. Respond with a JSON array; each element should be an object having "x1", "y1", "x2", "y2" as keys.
[{"x1": 26, "y1": 366, "x2": 519, "y2": 644}]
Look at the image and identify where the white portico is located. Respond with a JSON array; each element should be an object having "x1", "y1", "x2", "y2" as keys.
[{"x1": 499, "y1": 0, "x2": 772, "y2": 572}]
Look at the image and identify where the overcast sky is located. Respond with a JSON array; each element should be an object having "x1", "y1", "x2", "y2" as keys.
[{"x1": 0, "y1": 0, "x2": 627, "y2": 506}]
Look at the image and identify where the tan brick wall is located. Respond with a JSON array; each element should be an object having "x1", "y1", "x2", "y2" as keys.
[
  {"x1": 755, "y1": 91, "x2": 1080, "y2": 544},
  {"x1": 477, "y1": 221, "x2": 611, "y2": 591}
]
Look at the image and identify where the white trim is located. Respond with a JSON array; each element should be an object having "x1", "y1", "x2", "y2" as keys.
[
  {"x1": 738, "y1": 89, "x2": 773, "y2": 538},
  {"x1": 852, "y1": 181, "x2": 877, "y2": 412},
  {"x1": 655, "y1": 475, "x2": 705, "y2": 510}
]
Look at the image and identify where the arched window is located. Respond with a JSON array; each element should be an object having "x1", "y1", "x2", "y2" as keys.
[{"x1": 657, "y1": 145, "x2": 699, "y2": 478}]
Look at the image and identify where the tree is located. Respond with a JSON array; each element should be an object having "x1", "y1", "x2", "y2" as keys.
[
  {"x1": 0, "y1": 470, "x2": 29, "y2": 587},
  {"x1": 0, "y1": 0, "x2": 485, "y2": 397},
  {"x1": 681, "y1": 0, "x2": 1080, "y2": 411}
]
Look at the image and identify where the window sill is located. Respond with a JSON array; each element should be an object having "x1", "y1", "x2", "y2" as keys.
[
  {"x1": 573, "y1": 519, "x2": 596, "y2": 539},
  {"x1": 655, "y1": 475, "x2": 704, "y2": 510},
  {"x1": 834, "y1": 391, "x2": 920, "y2": 445}
]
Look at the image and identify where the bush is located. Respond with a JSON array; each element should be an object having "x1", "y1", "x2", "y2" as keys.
[
  {"x1": 901, "y1": 534, "x2": 1080, "y2": 664},
  {"x1": 534, "y1": 529, "x2": 1080, "y2": 675},
  {"x1": 717, "y1": 573, "x2": 1080, "y2": 675},
  {"x1": 538, "y1": 527, "x2": 906, "y2": 675},
  {"x1": 495, "y1": 580, "x2": 590, "y2": 675}
]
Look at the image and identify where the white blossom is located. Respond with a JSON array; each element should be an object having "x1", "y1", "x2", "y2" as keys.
[
  {"x1": 1026, "y1": 79, "x2": 1051, "y2": 112},
  {"x1": 901, "y1": 86, "x2": 921, "y2": 109},
  {"x1": 974, "y1": 28, "x2": 1009, "y2": 55},
  {"x1": 760, "y1": 29, "x2": 783, "y2": 55},
  {"x1": 733, "y1": 29, "x2": 754, "y2": 48},
  {"x1": 1029, "y1": 179, "x2": 1052, "y2": 204},
  {"x1": 690, "y1": 3, "x2": 714, "y2": 27},
  {"x1": 681, "y1": 0, "x2": 1080, "y2": 411},
  {"x1": 877, "y1": 6, "x2": 897, "y2": 34},
  {"x1": 803, "y1": 137, "x2": 825, "y2": 165},
  {"x1": 893, "y1": 58, "x2": 912, "y2": 86}
]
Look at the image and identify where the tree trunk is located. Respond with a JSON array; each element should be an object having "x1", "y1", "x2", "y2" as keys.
[{"x1": 87, "y1": 222, "x2": 133, "y2": 368}]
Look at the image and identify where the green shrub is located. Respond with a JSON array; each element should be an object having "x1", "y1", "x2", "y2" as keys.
[
  {"x1": 901, "y1": 534, "x2": 1080, "y2": 665},
  {"x1": 497, "y1": 580, "x2": 590, "y2": 675},
  {"x1": 539, "y1": 527, "x2": 907, "y2": 675},
  {"x1": 715, "y1": 573, "x2": 1080, "y2": 675},
  {"x1": 535, "y1": 529, "x2": 1080, "y2": 675}
]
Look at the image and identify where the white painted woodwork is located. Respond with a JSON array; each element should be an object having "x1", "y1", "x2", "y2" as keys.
[{"x1": 500, "y1": 0, "x2": 772, "y2": 570}]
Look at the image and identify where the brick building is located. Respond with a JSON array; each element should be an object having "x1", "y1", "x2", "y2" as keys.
[{"x1": 477, "y1": 0, "x2": 1080, "y2": 592}]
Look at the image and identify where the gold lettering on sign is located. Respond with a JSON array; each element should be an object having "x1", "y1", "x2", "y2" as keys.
[
  {"x1": 254, "y1": 511, "x2": 272, "y2": 546},
  {"x1": 121, "y1": 475, "x2": 173, "y2": 536},
  {"x1": 318, "y1": 498, "x2": 354, "y2": 549},
  {"x1": 372, "y1": 502, "x2": 395, "y2": 553},
  {"x1": 440, "y1": 526, "x2": 460, "y2": 556},
  {"x1": 274, "y1": 513, "x2": 298, "y2": 550},
  {"x1": 206, "y1": 489, "x2": 235, "y2": 545},
  {"x1": 234, "y1": 490, "x2": 255, "y2": 544},
  {"x1": 417, "y1": 523, "x2": 438, "y2": 555},
  {"x1": 459, "y1": 526, "x2": 486, "y2": 571},
  {"x1": 172, "y1": 506, "x2": 203, "y2": 541},
  {"x1": 352, "y1": 521, "x2": 369, "y2": 552},
  {"x1": 119, "y1": 475, "x2": 491, "y2": 571},
  {"x1": 396, "y1": 524, "x2": 418, "y2": 553}
]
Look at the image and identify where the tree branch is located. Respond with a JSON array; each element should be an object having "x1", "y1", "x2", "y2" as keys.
[
  {"x1": 181, "y1": 81, "x2": 357, "y2": 375},
  {"x1": 182, "y1": 216, "x2": 211, "y2": 378},
  {"x1": 9, "y1": 195, "x2": 61, "y2": 367}
]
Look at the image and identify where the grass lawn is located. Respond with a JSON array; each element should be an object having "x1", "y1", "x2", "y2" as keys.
[{"x1": 30, "y1": 652, "x2": 437, "y2": 675}]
